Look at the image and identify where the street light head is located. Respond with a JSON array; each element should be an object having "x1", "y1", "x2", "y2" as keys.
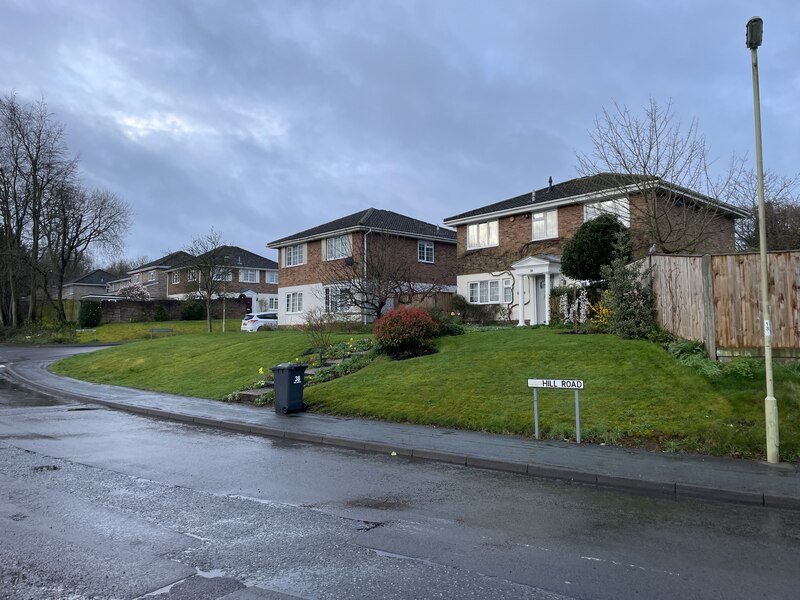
[{"x1": 746, "y1": 17, "x2": 763, "y2": 49}]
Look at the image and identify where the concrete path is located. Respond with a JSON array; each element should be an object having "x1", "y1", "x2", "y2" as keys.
[{"x1": 4, "y1": 346, "x2": 799, "y2": 510}]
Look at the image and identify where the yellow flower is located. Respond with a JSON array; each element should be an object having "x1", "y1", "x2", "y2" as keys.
[
  {"x1": 450, "y1": 311, "x2": 455, "y2": 317},
  {"x1": 258, "y1": 367, "x2": 264, "y2": 375}
]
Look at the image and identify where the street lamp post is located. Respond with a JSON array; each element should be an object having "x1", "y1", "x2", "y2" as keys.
[{"x1": 746, "y1": 16, "x2": 779, "y2": 464}]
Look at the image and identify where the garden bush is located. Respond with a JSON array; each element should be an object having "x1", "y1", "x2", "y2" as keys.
[
  {"x1": 78, "y1": 300, "x2": 102, "y2": 328},
  {"x1": 451, "y1": 294, "x2": 498, "y2": 324},
  {"x1": 153, "y1": 303, "x2": 169, "y2": 322},
  {"x1": 373, "y1": 306, "x2": 437, "y2": 359},
  {"x1": 181, "y1": 301, "x2": 204, "y2": 321}
]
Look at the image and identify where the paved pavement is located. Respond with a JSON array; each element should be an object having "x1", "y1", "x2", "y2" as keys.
[{"x1": 4, "y1": 345, "x2": 799, "y2": 510}]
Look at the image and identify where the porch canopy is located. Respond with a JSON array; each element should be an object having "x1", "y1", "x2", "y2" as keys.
[{"x1": 511, "y1": 255, "x2": 561, "y2": 326}]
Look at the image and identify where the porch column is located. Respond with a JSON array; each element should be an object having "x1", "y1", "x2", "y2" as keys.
[
  {"x1": 544, "y1": 273, "x2": 552, "y2": 325},
  {"x1": 531, "y1": 276, "x2": 538, "y2": 325},
  {"x1": 516, "y1": 273, "x2": 525, "y2": 326}
]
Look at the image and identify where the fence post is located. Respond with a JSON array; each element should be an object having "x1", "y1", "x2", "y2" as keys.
[{"x1": 702, "y1": 254, "x2": 718, "y2": 361}]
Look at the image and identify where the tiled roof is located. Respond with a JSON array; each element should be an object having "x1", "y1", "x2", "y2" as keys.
[
  {"x1": 66, "y1": 269, "x2": 115, "y2": 286},
  {"x1": 444, "y1": 173, "x2": 655, "y2": 222},
  {"x1": 269, "y1": 208, "x2": 457, "y2": 246},
  {"x1": 133, "y1": 251, "x2": 195, "y2": 272},
  {"x1": 195, "y1": 246, "x2": 278, "y2": 270}
]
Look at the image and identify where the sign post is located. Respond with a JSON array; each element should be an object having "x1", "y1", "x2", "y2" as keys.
[{"x1": 527, "y1": 379, "x2": 584, "y2": 443}]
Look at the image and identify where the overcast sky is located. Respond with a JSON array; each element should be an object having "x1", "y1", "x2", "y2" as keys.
[{"x1": 2, "y1": 0, "x2": 798, "y2": 265}]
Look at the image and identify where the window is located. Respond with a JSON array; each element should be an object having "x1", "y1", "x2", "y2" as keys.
[
  {"x1": 503, "y1": 278, "x2": 513, "y2": 304},
  {"x1": 212, "y1": 267, "x2": 233, "y2": 281},
  {"x1": 467, "y1": 220, "x2": 499, "y2": 249},
  {"x1": 148, "y1": 270, "x2": 156, "y2": 282},
  {"x1": 585, "y1": 198, "x2": 630, "y2": 227},
  {"x1": 268, "y1": 297, "x2": 279, "y2": 310},
  {"x1": 188, "y1": 269, "x2": 197, "y2": 282},
  {"x1": 133, "y1": 273, "x2": 141, "y2": 284},
  {"x1": 266, "y1": 270, "x2": 278, "y2": 284},
  {"x1": 284, "y1": 244, "x2": 305, "y2": 267},
  {"x1": 532, "y1": 210, "x2": 558, "y2": 240},
  {"x1": 286, "y1": 292, "x2": 303, "y2": 313},
  {"x1": 171, "y1": 272, "x2": 180, "y2": 285},
  {"x1": 325, "y1": 235, "x2": 351, "y2": 261},
  {"x1": 468, "y1": 280, "x2": 500, "y2": 304},
  {"x1": 324, "y1": 286, "x2": 350, "y2": 313},
  {"x1": 418, "y1": 240, "x2": 435, "y2": 263},
  {"x1": 240, "y1": 269, "x2": 258, "y2": 283}
]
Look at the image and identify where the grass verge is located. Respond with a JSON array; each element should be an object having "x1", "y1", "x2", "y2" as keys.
[{"x1": 50, "y1": 326, "x2": 799, "y2": 460}]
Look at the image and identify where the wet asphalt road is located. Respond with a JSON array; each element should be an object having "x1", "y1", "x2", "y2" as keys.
[{"x1": 1, "y1": 376, "x2": 800, "y2": 599}]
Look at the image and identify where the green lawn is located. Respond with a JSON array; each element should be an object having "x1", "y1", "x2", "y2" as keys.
[{"x1": 51, "y1": 326, "x2": 800, "y2": 460}]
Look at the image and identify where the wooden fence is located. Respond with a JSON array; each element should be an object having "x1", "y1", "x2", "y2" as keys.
[{"x1": 649, "y1": 251, "x2": 800, "y2": 359}]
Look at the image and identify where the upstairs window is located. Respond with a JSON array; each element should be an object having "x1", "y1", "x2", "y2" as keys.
[
  {"x1": 284, "y1": 244, "x2": 305, "y2": 267},
  {"x1": 325, "y1": 235, "x2": 351, "y2": 261},
  {"x1": 467, "y1": 220, "x2": 499, "y2": 249},
  {"x1": 188, "y1": 269, "x2": 197, "y2": 282},
  {"x1": 585, "y1": 198, "x2": 630, "y2": 227},
  {"x1": 532, "y1": 210, "x2": 558, "y2": 240},
  {"x1": 171, "y1": 272, "x2": 180, "y2": 285},
  {"x1": 148, "y1": 270, "x2": 156, "y2": 282},
  {"x1": 239, "y1": 269, "x2": 258, "y2": 283},
  {"x1": 266, "y1": 270, "x2": 278, "y2": 284},
  {"x1": 418, "y1": 240, "x2": 435, "y2": 263},
  {"x1": 212, "y1": 267, "x2": 233, "y2": 282}
]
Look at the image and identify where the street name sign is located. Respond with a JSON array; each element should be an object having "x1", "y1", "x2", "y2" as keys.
[{"x1": 527, "y1": 379, "x2": 584, "y2": 390}]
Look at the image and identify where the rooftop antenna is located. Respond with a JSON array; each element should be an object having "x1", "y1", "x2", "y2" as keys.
[{"x1": 548, "y1": 176, "x2": 553, "y2": 192}]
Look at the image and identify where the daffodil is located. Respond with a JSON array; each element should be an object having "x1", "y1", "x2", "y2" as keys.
[{"x1": 258, "y1": 367, "x2": 264, "y2": 375}]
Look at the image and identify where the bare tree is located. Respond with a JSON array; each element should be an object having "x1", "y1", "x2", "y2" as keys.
[
  {"x1": 730, "y1": 169, "x2": 800, "y2": 250},
  {"x1": 577, "y1": 98, "x2": 745, "y2": 254},
  {"x1": 184, "y1": 229, "x2": 228, "y2": 333},
  {"x1": 103, "y1": 255, "x2": 151, "y2": 278},
  {"x1": 41, "y1": 185, "x2": 131, "y2": 321},
  {"x1": 318, "y1": 234, "x2": 447, "y2": 321}
]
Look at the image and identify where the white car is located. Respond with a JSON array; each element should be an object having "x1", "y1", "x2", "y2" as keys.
[{"x1": 241, "y1": 312, "x2": 278, "y2": 332}]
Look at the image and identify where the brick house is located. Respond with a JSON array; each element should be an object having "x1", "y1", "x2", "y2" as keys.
[
  {"x1": 442, "y1": 173, "x2": 748, "y2": 325},
  {"x1": 109, "y1": 251, "x2": 194, "y2": 299},
  {"x1": 165, "y1": 246, "x2": 278, "y2": 313},
  {"x1": 267, "y1": 208, "x2": 457, "y2": 326}
]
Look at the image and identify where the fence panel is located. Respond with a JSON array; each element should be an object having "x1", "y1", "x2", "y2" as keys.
[
  {"x1": 651, "y1": 251, "x2": 799, "y2": 356},
  {"x1": 650, "y1": 255, "x2": 706, "y2": 342}
]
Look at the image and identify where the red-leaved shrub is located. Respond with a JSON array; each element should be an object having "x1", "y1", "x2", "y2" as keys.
[{"x1": 373, "y1": 306, "x2": 437, "y2": 359}]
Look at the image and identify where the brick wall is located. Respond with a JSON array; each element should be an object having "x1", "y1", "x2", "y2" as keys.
[
  {"x1": 167, "y1": 268, "x2": 278, "y2": 297},
  {"x1": 96, "y1": 298, "x2": 249, "y2": 323}
]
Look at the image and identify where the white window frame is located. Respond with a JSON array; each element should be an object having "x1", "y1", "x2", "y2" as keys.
[
  {"x1": 266, "y1": 270, "x2": 278, "y2": 284},
  {"x1": 284, "y1": 244, "x2": 305, "y2": 267},
  {"x1": 187, "y1": 269, "x2": 197, "y2": 282},
  {"x1": 212, "y1": 267, "x2": 233, "y2": 282},
  {"x1": 468, "y1": 280, "x2": 500, "y2": 304},
  {"x1": 584, "y1": 198, "x2": 630, "y2": 227},
  {"x1": 466, "y1": 220, "x2": 499, "y2": 250},
  {"x1": 239, "y1": 268, "x2": 258, "y2": 283},
  {"x1": 532, "y1": 209, "x2": 558, "y2": 241},
  {"x1": 325, "y1": 235, "x2": 351, "y2": 261},
  {"x1": 268, "y1": 297, "x2": 279, "y2": 310},
  {"x1": 171, "y1": 272, "x2": 180, "y2": 285},
  {"x1": 418, "y1": 240, "x2": 435, "y2": 263},
  {"x1": 148, "y1": 270, "x2": 156, "y2": 282},
  {"x1": 133, "y1": 273, "x2": 141, "y2": 284},
  {"x1": 286, "y1": 292, "x2": 303, "y2": 313},
  {"x1": 502, "y1": 278, "x2": 513, "y2": 304},
  {"x1": 324, "y1": 286, "x2": 350, "y2": 313}
]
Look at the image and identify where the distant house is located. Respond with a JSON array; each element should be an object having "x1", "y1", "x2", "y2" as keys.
[
  {"x1": 442, "y1": 173, "x2": 748, "y2": 326},
  {"x1": 165, "y1": 245, "x2": 278, "y2": 313},
  {"x1": 109, "y1": 251, "x2": 194, "y2": 300},
  {"x1": 267, "y1": 208, "x2": 457, "y2": 325},
  {"x1": 61, "y1": 269, "x2": 115, "y2": 300}
]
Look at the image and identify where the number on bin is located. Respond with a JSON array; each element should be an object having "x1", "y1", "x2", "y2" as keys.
[{"x1": 293, "y1": 375, "x2": 302, "y2": 384}]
